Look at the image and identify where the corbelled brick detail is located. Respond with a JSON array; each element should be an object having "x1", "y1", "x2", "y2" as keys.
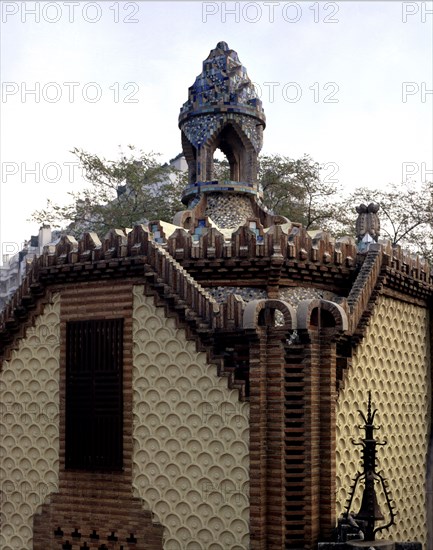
[
  {"x1": 1, "y1": 223, "x2": 432, "y2": 369},
  {"x1": 247, "y1": 301, "x2": 341, "y2": 549},
  {"x1": 347, "y1": 243, "x2": 384, "y2": 341}
]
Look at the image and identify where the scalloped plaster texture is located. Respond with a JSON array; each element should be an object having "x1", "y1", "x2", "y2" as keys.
[
  {"x1": 0, "y1": 294, "x2": 60, "y2": 550},
  {"x1": 336, "y1": 295, "x2": 431, "y2": 544},
  {"x1": 132, "y1": 287, "x2": 250, "y2": 550}
]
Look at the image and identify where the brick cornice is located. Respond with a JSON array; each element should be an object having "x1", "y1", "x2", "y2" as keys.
[{"x1": 2, "y1": 224, "x2": 432, "y2": 379}]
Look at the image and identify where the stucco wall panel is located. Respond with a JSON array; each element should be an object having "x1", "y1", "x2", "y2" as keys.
[
  {"x1": 0, "y1": 294, "x2": 60, "y2": 550},
  {"x1": 132, "y1": 287, "x2": 249, "y2": 549},
  {"x1": 336, "y1": 295, "x2": 431, "y2": 544}
]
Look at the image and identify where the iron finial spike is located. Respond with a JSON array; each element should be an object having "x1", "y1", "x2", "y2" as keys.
[
  {"x1": 343, "y1": 392, "x2": 396, "y2": 541},
  {"x1": 367, "y1": 390, "x2": 372, "y2": 420}
]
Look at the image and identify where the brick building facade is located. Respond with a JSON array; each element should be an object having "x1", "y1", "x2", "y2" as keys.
[{"x1": 0, "y1": 42, "x2": 431, "y2": 549}]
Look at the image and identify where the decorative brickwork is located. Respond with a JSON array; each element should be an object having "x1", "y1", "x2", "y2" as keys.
[
  {"x1": 336, "y1": 295, "x2": 431, "y2": 544},
  {"x1": 1, "y1": 224, "x2": 431, "y2": 368},
  {"x1": 32, "y1": 281, "x2": 164, "y2": 550},
  {"x1": 245, "y1": 299, "x2": 346, "y2": 549},
  {"x1": 1, "y1": 41, "x2": 432, "y2": 550},
  {"x1": 0, "y1": 294, "x2": 60, "y2": 550},
  {"x1": 34, "y1": 496, "x2": 163, "y2": 550},
  {"x1": 132, "y1": 287, "x2": 250, "y2": 549},
  {"x1": 287, "y1": 302, "x2": 345, "y2": 547},
  {"x1": 0, "y1": 222, "x2": 431, "y2": 547},
  {"x1": 346, "y1": 243, "x2": 384, "y2": 340}
]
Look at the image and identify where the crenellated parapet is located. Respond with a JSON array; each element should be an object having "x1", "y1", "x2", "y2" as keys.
[
  {"x1": 384, "y1": 239, "x2": 430, "y2": 283},
  {"x1": 78, "y1": 231, "x2": 102, "y2": 260},
  {"x1": 163, "y1": 217, "x2": 357, "y2": 266},
  {"x1": 0, "y1": 225, "x2": 238, "y2": 363},
  {"x1": 346, "y1": 240, "x2": 432, "y2": 345},
  {"x1": 1, "y1": 221, "x2": 432, "y2": 365}
]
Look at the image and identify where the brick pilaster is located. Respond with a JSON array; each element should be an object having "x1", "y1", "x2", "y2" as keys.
[
  {"x1": 248, "y1": 327, "x2": 268, "y2": 549},
  {"x1": 265, "y1": 327, "x2": 287, "y2": 548},
  {"x1": 302, "y1": 329, "x2": 321, "y2": 545},
  {"x1": 318, "y1": 329, "x2": 337, "y2": 538},
  {"x1": 249, "y1": 324, "x2": 293, "y2": 549}
]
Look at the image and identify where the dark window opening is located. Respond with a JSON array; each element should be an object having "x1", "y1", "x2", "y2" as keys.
[
  {"x1": 66, "y1": 318, "x2": 124, "y2": 471},
  {"x1": 209, "y1": 124, "x2": 246, "y2": 182},
  {"x1": 258, "y1": 307, "x2": 276, "y2": 327},
  {"x1": 310, "y1": 307, "x2": 336, "y2": 328}
]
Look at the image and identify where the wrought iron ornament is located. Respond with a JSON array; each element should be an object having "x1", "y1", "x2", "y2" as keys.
[{"x1": 344, "y1": 391, "x2": 396, "y2": 540}]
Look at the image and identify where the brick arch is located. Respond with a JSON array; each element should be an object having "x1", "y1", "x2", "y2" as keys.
[
  {"x1": 243, "y1": 299, "x2": 296, "y2": 330},
  {"x1": 205, "y1": 119, "x2": 257, "y2": 183},
  {"x1": 172, "y1": 210, "x2": 194, "y2": 230},
  {"x1": 207, "y1": 117, "x2": 253, "y2": 154},
  {"x1": 297, "y1": 299, "x2": 348, "y2": 331}
]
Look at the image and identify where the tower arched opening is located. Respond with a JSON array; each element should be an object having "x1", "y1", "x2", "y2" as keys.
[{"x1": 207, "y1": 122, "x2": 253, "y2": 182}]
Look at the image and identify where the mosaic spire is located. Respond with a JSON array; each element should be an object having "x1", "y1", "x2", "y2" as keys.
[{"x1": 179, "y1": 42, "x2": 266, "y2": 209}]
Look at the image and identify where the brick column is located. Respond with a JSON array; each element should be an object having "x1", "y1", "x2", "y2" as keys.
[
  {"x1": 301, "y1": 328, "x2": 321, "y2": 545},
  {"x1": 248, "y1": 327, "x2": 269, "y2": 549},
  {"x1": 286, "y1": 299, "x2": 345, "y2": 547},
  {"x1": 266, "y1": 326, "x2": 288, "y2": 548},
  {"x1": 318, "y1": 329, "x2": 337, "y2": 539},
  {"x1": 247, "y1": 298, "x2": 344, "y2": 548},
  {"x1": 248, "y1": 320, "x2": 292, "y2": 549}
]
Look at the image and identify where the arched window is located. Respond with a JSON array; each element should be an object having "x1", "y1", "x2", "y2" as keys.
[{"x1": 208, "y1": 123, "x2": 247, "y2": 181}]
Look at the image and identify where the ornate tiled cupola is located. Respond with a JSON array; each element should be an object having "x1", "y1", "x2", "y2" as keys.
[{"x1": 177, "y1": 41, "x2": 280, "y2": 229}]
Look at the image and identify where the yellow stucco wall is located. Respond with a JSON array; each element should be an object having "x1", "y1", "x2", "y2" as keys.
[
  {"x1": 0, "y1": 294, "x2": 60, "y2": 550},
  {"x1": 336, "y1": 295, "x2": 431, "y2": 544},
  {"x1": 132, "y1": 287, "x2": 250, "y2": 550}
]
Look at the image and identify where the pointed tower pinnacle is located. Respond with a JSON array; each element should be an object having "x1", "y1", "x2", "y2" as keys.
[{"x1": 177, "y1": 42, "x2": 281, "y2": 230}]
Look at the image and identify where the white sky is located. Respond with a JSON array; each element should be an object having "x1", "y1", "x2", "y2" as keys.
[{"x1": 1, "y1": 0, "x2": 432, "y2": 260}]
